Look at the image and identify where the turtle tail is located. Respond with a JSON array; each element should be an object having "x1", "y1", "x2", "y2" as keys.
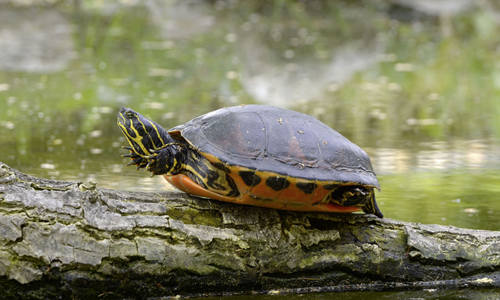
[{"x1": 363, "y1": 191, "x2": 383, "y2": 218}]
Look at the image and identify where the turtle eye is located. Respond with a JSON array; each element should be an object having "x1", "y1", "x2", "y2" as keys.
[{"x1": 125, "y1": 111, "x2": 136, "y2": 119}]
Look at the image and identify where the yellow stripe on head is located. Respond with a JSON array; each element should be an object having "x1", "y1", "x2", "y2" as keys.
[
  {"x1": 117, "y1": 111, "x2": 151, "y2": 157},
  {"x1": 147, "y1": 119, "x2": 166, "y2": 146},
  {"x1": 117, "y1": 108, "x2": 172, "y2": 159}
]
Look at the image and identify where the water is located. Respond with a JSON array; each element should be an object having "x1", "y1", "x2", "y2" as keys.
[
  {"x1": 0, "y1": 1, "x2": 499, "y2": 298},
  {"x1": 200, "y1": 289, "x2": 500, "y2": 300}
]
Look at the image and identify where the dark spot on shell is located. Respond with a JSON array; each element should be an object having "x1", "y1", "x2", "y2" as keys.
[
  {"x1": 266, "y1": 176, "x2": 290, "y2": 191},
  {"x1": 323, "y1": 184, "x2": 338, "y2": 190},
  {"x1": 239, "y1": 171, "x2": 261, "y2": 186},
  {"x1": 296, "y1": 182, "x2": 317, "y2": 194}
]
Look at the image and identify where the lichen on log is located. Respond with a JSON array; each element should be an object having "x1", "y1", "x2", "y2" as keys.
[{"x1": 0, "y1": 162, "x2": 499, "y2": 298}]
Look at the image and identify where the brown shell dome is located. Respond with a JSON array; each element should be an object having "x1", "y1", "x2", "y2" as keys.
[{"x1": 169, "y1": 105, "x2": 379, "y2": 188}]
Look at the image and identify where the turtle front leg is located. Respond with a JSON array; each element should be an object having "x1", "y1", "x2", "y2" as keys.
[
  {"x1": 144, "y1": 143, "x2": 186, "y2": 176},
  {"x1": 122, "y1": 147, "x2": 148, "y2": 169},
  {"x1": 322, "y1": 186, "x2": 383, "y2": 218}
]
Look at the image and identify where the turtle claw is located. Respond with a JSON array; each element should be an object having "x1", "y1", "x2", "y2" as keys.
[
  {"x1": 121, "y1": 143, "x2": 173, "y2": 175},
  {"x1": 124, "y1": 153, "x2": 148, "y2": 170},
  {"x1": 144, "y1": 152, "x2": 159, "y2": 160},
  {"x1": 121, "y1": 144, "x2": 150, "y2": 169}
]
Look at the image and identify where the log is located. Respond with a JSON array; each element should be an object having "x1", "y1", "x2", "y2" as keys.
[{"x1": 0, "y1": 161, "x2": 499, "y2": 298}]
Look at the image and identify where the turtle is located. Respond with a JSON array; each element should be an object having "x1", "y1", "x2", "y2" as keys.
[{"x1": 117, "y1": 105, "x2": 383, "y2": 218}]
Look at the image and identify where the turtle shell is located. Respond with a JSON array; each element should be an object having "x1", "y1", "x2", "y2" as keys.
[{"x1": 169, "y1": 105, "x2": 379, "y2": 188}]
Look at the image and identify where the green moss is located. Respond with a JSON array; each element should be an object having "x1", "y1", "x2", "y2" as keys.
[
  {"x1": 287, "y1": 224, "x2": 340, "y2": 248},
  {"x1": 297, "y1": 244, "x2": 362, "y2": 270},
  {"x1": 351, "y1": 225, "x2": 407, "y2": 253},
  {"x1": 166, "y1": 207, "x2": 222, "y2": 227}
]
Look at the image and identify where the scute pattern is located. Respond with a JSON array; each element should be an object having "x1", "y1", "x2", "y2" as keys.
[
  {"x1": 238, "y1": 171, "x2": 261, "y2": 187},
  {"x1": 296, "y1": 182, "x2": 317, "y2": 194}
]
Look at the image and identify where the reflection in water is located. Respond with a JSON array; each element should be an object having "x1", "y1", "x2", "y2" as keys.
[
  {"x1": 372, "y1": 148, "x2": 411, "y2": 174},
  {"x1": 236, "y1": 4, "x2": 385, "y2": 107},
  {"x1": 143, "y1": 0, "x2": 386, "y2": 106},
  {"x1": 146, "y1": 0, "x2": 215, "y2": 39},
  {"x1": 201, "y1": 289, "x2": 500, "y2": 300},
  {"x1": 372, "y1": 140, "x2": 500, "y2": 174},
  {"x1": 239, "y1": 42, "x2": 383, "y2": 106},
  {"x1": 394, "y1": 0, "x2": 476, "y2": 16},
  {"x1": 0, "y1": 8, "x2": 74, "y2": 72}
]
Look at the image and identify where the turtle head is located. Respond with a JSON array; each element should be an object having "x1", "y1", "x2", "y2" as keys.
[{"x1": 117, "y1": 107, "x2": 173, "y2": 169}]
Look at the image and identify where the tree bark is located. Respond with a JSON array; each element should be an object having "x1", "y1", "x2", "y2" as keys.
[{"x1": 0, "y1": 161, "x2": 499, "y2": 299}]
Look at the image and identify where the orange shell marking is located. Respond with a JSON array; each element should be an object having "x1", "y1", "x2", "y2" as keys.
[{"x1": 164, "y1": 174, "x2": 361, "y2": 214}]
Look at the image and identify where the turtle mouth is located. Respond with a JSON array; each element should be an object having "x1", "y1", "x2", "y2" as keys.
[
  {"x1": 117, "y1": 107, "x2": 171, "y2": 157},
  {"x1": 117, "y1": 111, "x2": 135, "y2": 140},
  {"x1": 117, "y1": 107, "x2": 150, "y2": 157},
  {"x1": 117, "y1": 108, "x2": 150, "y2": 170}
]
